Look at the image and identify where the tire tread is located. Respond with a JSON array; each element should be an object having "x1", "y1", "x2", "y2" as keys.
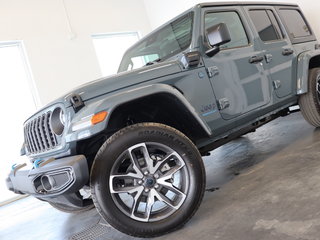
[
  {"x1": 299, "y1": 68, "x2": 320, "y2": 127},
  {"x1": 90, "y1": 123, "x2": 206, "y2": 238}
]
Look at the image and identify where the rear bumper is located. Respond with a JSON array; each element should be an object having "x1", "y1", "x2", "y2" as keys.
[{"x1": 6, "y1": 155, "x2": 89, "y2": 198}]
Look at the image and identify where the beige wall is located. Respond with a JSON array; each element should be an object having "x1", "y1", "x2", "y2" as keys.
[
  {"x1": 2, "y1": 0, "x2": 320, "y2": 107},
  {"x1": 0, "y1": 0, "x2": 151, "y2": 106}
]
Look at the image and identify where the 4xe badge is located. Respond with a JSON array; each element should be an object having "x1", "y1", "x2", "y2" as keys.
[{"x1": 201, "y1": 103, "x2": 217, "y2": 117}]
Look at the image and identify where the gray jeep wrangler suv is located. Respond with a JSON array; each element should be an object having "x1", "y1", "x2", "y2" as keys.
[{"x1": 6, "y1": 1, "x2": 320, "y2": 237}]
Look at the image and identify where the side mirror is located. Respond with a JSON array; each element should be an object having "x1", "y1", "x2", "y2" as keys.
[{"x1": 205, "y1": 23, "x2": 231, "y2": 57}]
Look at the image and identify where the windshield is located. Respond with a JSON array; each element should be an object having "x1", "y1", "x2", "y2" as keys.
[{"x1": 118, "y1": 12, "x2": 194, "y2": 73}]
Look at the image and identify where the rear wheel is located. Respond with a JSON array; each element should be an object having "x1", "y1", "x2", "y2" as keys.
[
  {"x1": 90, "y1": 123, "x2": 206, "y2": 237},
  {"x1": 299, "y1": 68, "x2": 320, "y2": 127}
]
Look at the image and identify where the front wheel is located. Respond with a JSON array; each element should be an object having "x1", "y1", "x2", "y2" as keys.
[{"x1": 90, "y1": 123, "x2": 206, "y2": 237}]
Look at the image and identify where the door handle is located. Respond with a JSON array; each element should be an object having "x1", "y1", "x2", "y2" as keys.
[
  {"x1": 249, "y1": 56, "x2": 264, "y2": 64},
  {"x1": 282, "y1": 48, "x2": 294, "y2": 56}
]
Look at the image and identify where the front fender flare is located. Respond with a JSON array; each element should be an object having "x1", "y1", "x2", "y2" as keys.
[{"x1": 66, "y1": 84, "x2": 212, "y2": 142}]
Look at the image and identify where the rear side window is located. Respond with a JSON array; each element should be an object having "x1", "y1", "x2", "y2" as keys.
[
  {"x1": 205, "y1": 11, "x2": 249, "y2": 49},
  {"x1": 279, "y1": 9, "x2": 311, "y2": 38},
  {"x1": 249, "y1": 10, "x2": 282, "y2": 42}
]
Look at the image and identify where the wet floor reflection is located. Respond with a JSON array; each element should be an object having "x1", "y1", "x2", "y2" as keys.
[{"x1": 203, "y1": 113, "x2": 315, "y2": 190}]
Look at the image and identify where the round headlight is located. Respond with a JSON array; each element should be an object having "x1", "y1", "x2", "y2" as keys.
[{"x1": 51, "y1": 107, "x2": 65, "y2": 135}]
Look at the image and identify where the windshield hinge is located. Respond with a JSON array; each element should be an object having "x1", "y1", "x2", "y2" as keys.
[
  {"x1": 180, "y1": 51, "x2": 201, "y2": 69},
  {"x1": 207, "y1": 66, "x2": 219, "y2": 78}
]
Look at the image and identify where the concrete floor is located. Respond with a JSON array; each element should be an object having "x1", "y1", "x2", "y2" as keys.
[{"x1": 1, "y1": 112, "x2": 320, "y2": 240}]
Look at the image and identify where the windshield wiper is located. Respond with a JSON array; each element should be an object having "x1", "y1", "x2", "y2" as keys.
[{"x1": 145, "y1": 58, "x2": 161, "y2": 66}]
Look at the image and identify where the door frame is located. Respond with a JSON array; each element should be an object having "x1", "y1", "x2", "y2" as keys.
[
  {"x1": 200, "y1": 6, "x2": 272, "y2": 119},
  {"x1": 242, "y1": 6, "x2": 296, "y2": 98}
]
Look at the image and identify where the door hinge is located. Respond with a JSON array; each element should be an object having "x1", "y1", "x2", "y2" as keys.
[
  {"x1": 265, "y1": 54, "x2": 273, "y2": 63},
  {"x1": 207, "y1": 66, "x2": 219, "y2": 77},
  {"x1": 218, "y1": 98, "x2": 230, "y2": 110},
  {"x1": 273, "y1": 80, "x2": 281, "y2": 90}
]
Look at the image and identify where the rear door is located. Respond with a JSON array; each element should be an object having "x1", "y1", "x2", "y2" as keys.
[
  {"x1": 201, "y1": 6, "x2": 271, "y2": 120},
  {"x1": 244, "y1": 6, "x2": 296, "y2": 98}
]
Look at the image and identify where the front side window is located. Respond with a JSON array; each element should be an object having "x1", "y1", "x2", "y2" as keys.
[
  {"x1": 205, "y1": 11, "x2": 249, "y2": 49},
  {"x1": 279, "y1": 9, "x2": 311, "y2": 38},
  {"x1": 118, "y1": 12, "x2": 194, "y2": 73},
  {"x1": 249, "y1": 10, "x2": 282, "y2": 42}
]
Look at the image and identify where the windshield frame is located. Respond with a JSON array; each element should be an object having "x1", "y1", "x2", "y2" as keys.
[{"x1": 118, "y1": 10, "x2": 195, "y2": 73}]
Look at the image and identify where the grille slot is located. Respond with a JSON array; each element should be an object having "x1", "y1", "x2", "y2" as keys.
[{"x1": 24, "y1": 112, "x2": 58, "y2": 154}]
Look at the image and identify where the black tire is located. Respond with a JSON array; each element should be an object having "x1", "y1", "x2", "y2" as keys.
[
  {"x1": 299, "y1": 68, "x2": 320, "y2": 127},
  {"x1": 49, "y1": 201, "x2": 94, "y2": 214},
  {"x1": 90, "y1": 123, "x2": 206, "y2": 238}
]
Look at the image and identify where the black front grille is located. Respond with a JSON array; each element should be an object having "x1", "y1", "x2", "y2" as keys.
[{"x1": 24, "y1": 112, "x2": 58, "y2": 154}]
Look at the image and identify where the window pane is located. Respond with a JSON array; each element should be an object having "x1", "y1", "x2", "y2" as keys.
[
  {"x1": 0, "y1": 43, "x2": 36, "y2": 203},
  {"x1": 205, "y1": 11, "x2": 249, "y2": 49},
  {"x1": 118, "y1": 12, "x2": 194, "y2": 73},
  {"x1": 280, "y1": 9, "x2": 311, "y2": 38},
  {"x1": 249, "y1": 10, "x2": 281, "y2": 42},
  {"x1": 267, "y1": 10, "x2": 284, "y2": 38},
  {"x1": 92, "y1": 32, "x2": 140, "y2": 76}
]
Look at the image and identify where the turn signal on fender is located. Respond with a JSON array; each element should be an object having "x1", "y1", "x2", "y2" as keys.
[{"x1": 91, "y1": 111, "x2": 108, "y2": 125}]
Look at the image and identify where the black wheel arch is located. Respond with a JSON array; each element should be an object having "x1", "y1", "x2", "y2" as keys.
[
  {"x1": 76, "y1": 92, "x2": 211, "y2": 173},
  {"x1": 106, "y1": 92, "x2": 210, "y2": 143},
  {"x1": 309, "y1": 55, "x2": 320, "y2": 70}
]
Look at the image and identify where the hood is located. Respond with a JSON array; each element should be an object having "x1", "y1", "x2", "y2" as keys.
[
  {"x1": 25, "y1": 60, "x2": 182, "y2": 123},
  {"x1": 51, "y1": 60, "x2": 182, "y2": 109}
]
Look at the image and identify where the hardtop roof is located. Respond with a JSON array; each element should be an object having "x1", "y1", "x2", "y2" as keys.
[{"x1": 197, "y1": 1, "x2": 298, "y2": 8}]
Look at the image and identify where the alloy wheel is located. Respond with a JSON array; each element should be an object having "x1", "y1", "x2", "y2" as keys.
[{"x1": 109, "y1": 142, "x2": 189, "y2": 222}]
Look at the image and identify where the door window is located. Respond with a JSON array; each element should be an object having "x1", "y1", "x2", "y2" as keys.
[
  {"x1": 279, "y1": 9, "x2": 311, "y2": 38},
  {"x1": 205, "y1": 11, "x2": 249, "y2": 49},
  {"x1": 249, "y1": 10, "x2": 282, "y2": 42}
]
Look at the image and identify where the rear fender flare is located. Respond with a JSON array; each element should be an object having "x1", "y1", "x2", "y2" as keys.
[{"x1": 296, "y1": 49, "x2": 320, "y2": 95}]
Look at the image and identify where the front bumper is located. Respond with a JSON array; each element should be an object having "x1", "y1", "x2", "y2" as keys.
[{"x1": 6, "y1": 155, "x2": 89, "y2": 198}]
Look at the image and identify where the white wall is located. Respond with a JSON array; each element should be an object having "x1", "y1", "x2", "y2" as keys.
[
  {"x1": 143, "y1": 0, "x2": 320, "y2": 40},
  {"x1": 0, "y1": 0, "x2": 151, "y2": 106},
  {"x1": 143, "y1": 0, "x2": 195, "y2": 30},
  {"x1": 1, "y1": 0, "x2": 320, "y2": 106}
]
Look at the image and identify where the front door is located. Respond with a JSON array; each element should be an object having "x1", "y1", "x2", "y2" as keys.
[
  {"x1": 244, "y1": 6, "x2": 296, "y2": 98},
  {"x1": 202, "y1": 7, "x2": 271, "y2": 120}
]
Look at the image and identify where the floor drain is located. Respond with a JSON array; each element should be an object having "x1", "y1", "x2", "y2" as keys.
[
  {"x1": 206, "y1": 187, "x2": 220, "y2": 192},
  {"x1": 69, "y1": 223, "x2": 111, "y2": 240}
]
